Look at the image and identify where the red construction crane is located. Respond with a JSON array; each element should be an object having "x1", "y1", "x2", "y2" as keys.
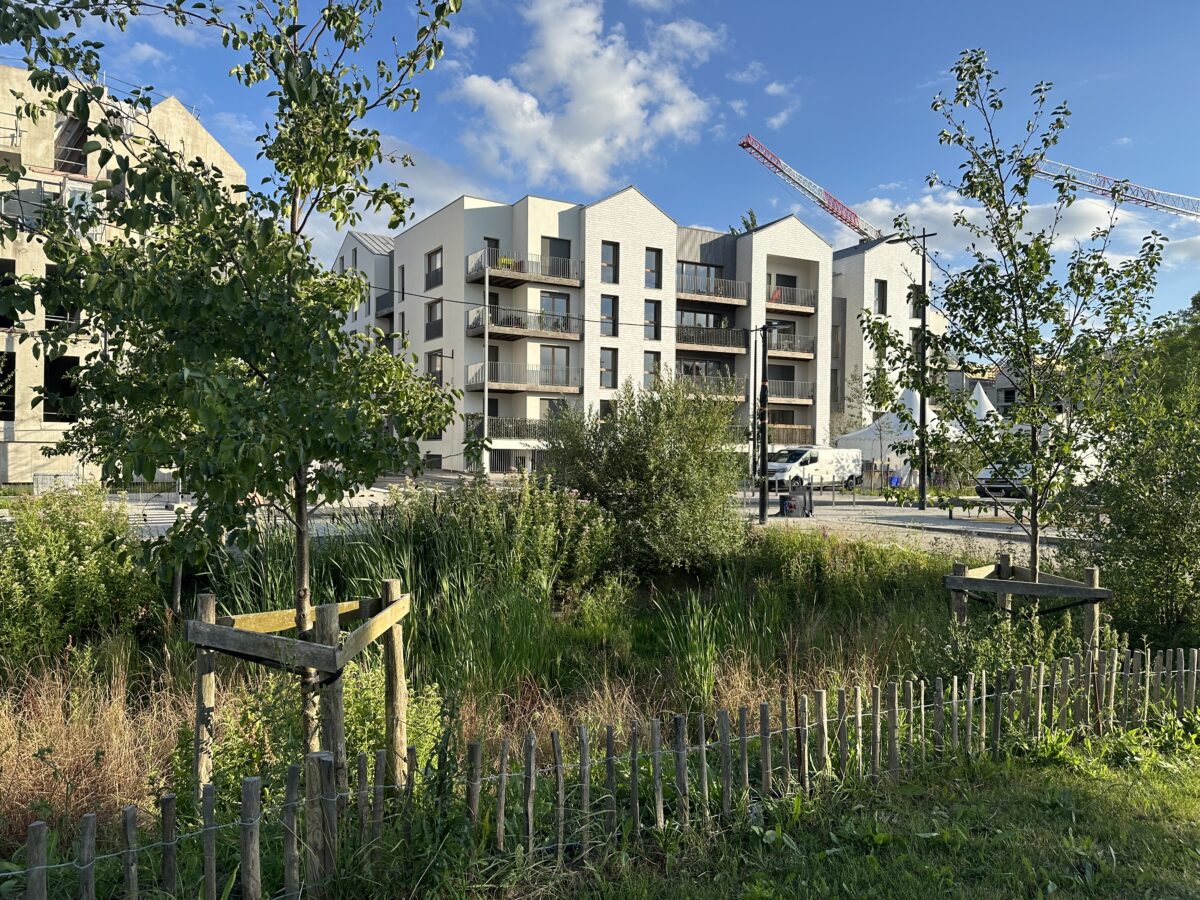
[
  {"x1": 1035, "y1": 160, "x2": 1200, "y2": 221},
  {"x1": 738, "y1": 133, "x2": 885, "y2": 241}
]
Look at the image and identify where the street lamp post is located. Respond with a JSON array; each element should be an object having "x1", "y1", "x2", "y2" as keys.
[
  {"x1": 887, "y1": 230, "x2": 937, "y2": 510},
  {"x1": 757, "y1": 322, "x2": 783, "y2": 525}
]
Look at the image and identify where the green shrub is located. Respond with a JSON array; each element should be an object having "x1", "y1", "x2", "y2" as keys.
[{"x1": 0, "y1": 484, "x2": 158, "y2": 662}]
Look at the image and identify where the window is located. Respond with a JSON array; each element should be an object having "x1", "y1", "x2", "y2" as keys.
[
  {"x1": 767, "y1": 409, "x2": 795, "y2": 425},
  {"x1": 398, "y1": 265, "x2": 405, "y2": 304},
  {"x1": 351, "y1": 247, "x2": 358, "y2": 269},
  {"x1": 488, "y1": 397, "x2": 500, "y2": 418},
  {"x1": 488, "y1": 291, "x2": 500, "y2": 307},
  {"x1": 1001, "y1": 388, "x2": 1017, "y2": 405},
  {"x1": 909, "y1": 283, "x2": 923, "y2": 318},
  {"x1": 425, "y1": 351, "x2": 444, "y2": 386},
  {"x1": 541, "y1": 345, "x2": 570, "y2": 385},
  {"x1": 338, "y1": 256, "x2": 345, "y2": 273},
  {"x1": 677, "y1": 261, "x2": 722, "y2": 294},
  {"x1": 874, "y1": 279, "x2": 888, "y2": 315},
  {"x1": 678, "y1": 308, "x2": 726, "y2": 329},
  {"x1": 0, "y1": 259, "x2": 15, "y2": 328},
  {"x1": 425, "y1": 299, "x2": 443, "y2": 340},
  {"x1": 773, "y1": 273, "x2": 797, "y2": 289},
  {"x1": 830, "y1": 369, "x2": 841, "y2": 403},
  {"x1": 644, "y1": 300, "x2": 661, "y2": 340},
  {"x1": 42, "y1": 265, "x2": 80, "y2": 326},
  {"x1": 600, "y1": 348, "x2": 618, "y2": 389},
  {"x1": 644, "y1": 248, "x2": 662, "y2": 289},
  {"x1": 910, "y1": 327, "x2": 924, "y2": 359},
  {"x1": 767, "y1": 363, "x2": 794, "y2": 382},
  {"x1": 675, "y1": 357, "x2": 732, "y2": 379},
  {"x1": 425, "y1": 247, "x2": 443, "y2": 290},
  {"x1": 540, "y1": 398, "x2": 568, "y2": 419},
  {"x1": 0, "y1": 351, "x2": 14, "y2": 421},
  {"x1": 831, "y1": 323, "x2": 842, "y2": 359},
  {"x1": 43, "y1": 355, "x2": 79, "y2": 423},
  {"x1": 643, "y1": 351, "x2": 660, "y2": 388},
  {"x1": 485, "y1": 236, "x2": 500, "y2": 252},
  {"x1": 599, "y1": 399, "x2": 613, "y2": 419},
  {"x1": 540, "y1": 291, "x2": 570, "y2": 330},
  {"x1": 600, "y1": 241, "x2": 619, "y2": 284},
  {"x1": 543, "y1": 236, "x2": 571, "y2": 259},
  {"x1": 600, "y1": 295, "x2": 618, "y2": 336}
]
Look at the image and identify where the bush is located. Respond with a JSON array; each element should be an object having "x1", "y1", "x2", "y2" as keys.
[
  {"x1": 543, "y1": 376, "x2": 747, "y2": 574},
  {"x1": 0, "y1": 484, "x2": 158, "y2": 662}
]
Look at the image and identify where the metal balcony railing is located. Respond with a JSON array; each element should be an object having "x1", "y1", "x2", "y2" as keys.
[
  {"x1": 468, "y1": 415, "x2": 553, "y2": 440},
  {"x1": 676, "y1": 373, "x2": 748, "y2": 396},
  {"x1": 424, "y1": 267, "x2": 443, "y2": 290},
  {"x1": 767, "y1": 379, "x2": 816, "y2": 400},
  {"x1": 766, "y1": 283, "x2": 818, "y2": 308},
  {"x1": 676, "y1": 273, "x2": 750, "y2": 301},
  {"x1": 769, "y1": 424, "x2": 814, "y2": 445},
  {"x1": 766, "y1": 332, "x2": 816, "y2": 354},
  {"x1": 375, "y1": 290, "x2": 394, "y2": 317},
  {"x1": 425, "y1": 318, "x2": 443, "y2": 340},
  {"x1": 466, "y1": 247, "x2": 583, "y2": 282},
  {"x1": 466, "y1": 304, "x2": 582, "y2": 336},
  {"x1": 0, "y1": 113, "x2": 22, "y2": 150},
  {"x1": 675, "y1": 325, "x2": 748, "y2": 349},
  {"x1": 466, "y1": 361, "x2": 583, "y2": 389}
]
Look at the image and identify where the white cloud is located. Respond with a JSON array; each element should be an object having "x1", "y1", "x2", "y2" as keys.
[
  {"x1": 444, "y1": 24, "x2": 476, "y2": 51},
  {"x1": 874, "y1": 181, "x2": 904, "y2": 191},
  {"x1": 143, "y1": 12, "x2": 214, "y2": 47},
  {"x1": 118, "y1": 41, "x2": 168, "y2": 67},
  {"x1": 766, "y1": 105, "x2": 796, "y2": 130},
  {"x1": 1112, "y1": 136, "x2": 1133, "y2": 147},
  {"x1": 629, "y1": 0, "x2": 677, "y2": 8},
  {"x1": 657, "y1": 19, "x2": 726, "y2": 63},
  {"x1": 728, "y1": 60, "x2": 766, "y2": 84},
  {"x1": 457, "y1": 0, "x2": 714, "y2": 193},
  {"x1": 309, "y1": 138, "x2": 495, "y2": 265},
  {"x1": 728, "y1": 99, "x2": 747, "y2": 116},
  {"x1": 210, "y1": 111, "x2": 259, "y2": 147},
  {"x1": 764, "y1": 80, "x2": 787, "y2": 96}
]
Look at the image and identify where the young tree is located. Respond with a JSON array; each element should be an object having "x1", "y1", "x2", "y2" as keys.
[
  {"x1": 544, "y1": 376, "x2": 746, "y2": 574},
  {"x1": 0, "y1": 0, "x2": 463, "y2": 748},
  {"x1": 728, "y1": 208, "x2": 758, "y2": 235},
  {"x1": 864, "y1": 49, "x2": 1163, "y2": 578}
]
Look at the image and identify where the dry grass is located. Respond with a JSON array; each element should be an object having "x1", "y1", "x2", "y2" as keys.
[{"x1": 0, "y1": 644, "x2": 189, "y2": 848}]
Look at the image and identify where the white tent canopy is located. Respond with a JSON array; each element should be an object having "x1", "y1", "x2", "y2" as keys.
[
  {"x1": 967, "y1": 381, "x2": 997, "y2": 422},
  {"x1": 834, "y1": 388, "x2": 954, "y2": 478}
]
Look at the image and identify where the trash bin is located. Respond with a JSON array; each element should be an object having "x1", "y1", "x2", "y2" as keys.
[
  {"x1": 889, "y1": 475, "x2": 902, "y2": 488},
  {"x1": 778, "y1": 494, "x2": 796, "y2": 517}
]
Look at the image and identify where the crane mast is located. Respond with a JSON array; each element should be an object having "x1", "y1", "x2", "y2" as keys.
[
  {"x1": 1035, "y1": 160, "x2": 1200, "y2": 221},
  {"x1": 738, "y1": 133, "x2": 885, "y2": 240}
]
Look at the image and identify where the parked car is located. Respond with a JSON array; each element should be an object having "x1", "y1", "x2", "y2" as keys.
[{"x1": 765, "y1": 446, "x2": 863, "y2": 492}]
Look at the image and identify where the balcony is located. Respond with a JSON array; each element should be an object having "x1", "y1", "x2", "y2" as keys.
[
  {"x1": 769, "y1": 424, "x2": 814, "y2": 446},
  {"x1": 465, "y1": 247, "x2": 583, "y2": 289},
  {"x1": 677, "y1": 273, "x2": 750, "y2": 306},
  {"x1": 766, "y1": 380, "x2": 816, "y2": 405},
  {"x1": 375, "y1": 290, "x2": 394, "y2": 318},
  {"x1": 465, "y1": 361, "x2": 583, "y2": 393},
  {"x1": 467, "y1": 415, "x2": 553, "y2": 441},
  {"x1": 765, "y1": 283, "x2": 818, "y2": 313},
  {"x1": 424, "y1": 267, "x2": 443, "y2": 290},
  {"x1": 766, "y1": 331, "x2": 816, "y2": 358},
  {"x1": 0, "y1": 113, "x2": 22, "y2": 162},
  {"x1": 425, "y1": 318, "x2": 443, "y2": 341},
  {"x1": 676, "y1": 373, "x2": 748, "y2": 400},
  {"x1": 675, "y1": 325, "x2": 749, "y2": 354},
  {"x1": 466, "y1": 304, "x2": 582, "y2": 341}
]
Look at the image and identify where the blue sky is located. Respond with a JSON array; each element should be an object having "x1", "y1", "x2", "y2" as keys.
[{"x1": 19, "y1": 0, "x2": 1200, "y2": 315}]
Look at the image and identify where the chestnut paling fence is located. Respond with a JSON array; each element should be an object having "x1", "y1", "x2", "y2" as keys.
[{"x1": 6, "y1": 643, "x2": 1198, "y2": 899}]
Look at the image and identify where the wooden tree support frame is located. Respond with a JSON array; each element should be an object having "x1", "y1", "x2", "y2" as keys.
[
  {"x1": 945, "y1": 553, "x2": 1110, "y2": 648},
  {"x1": 185, "y1": 581, "x2": 412, "y2": 798}
]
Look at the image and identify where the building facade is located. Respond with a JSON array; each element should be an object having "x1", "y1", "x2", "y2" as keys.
[
  {"x1": 830, "y1": 236, "x2": 948, "y2": 434},
  {"x1": 0, "y1": 64, "x2": 245, "y2": 483},
  {"x1": 335, "y1": 186, "x2": 834, "y2": 473}
]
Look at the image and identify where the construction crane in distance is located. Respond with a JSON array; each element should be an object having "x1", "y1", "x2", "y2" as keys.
[
  {"x1": 738, "y1": 133, "x2": 886, "y2": 241},
  {"x1": 1034, "y1": 160, "x2": 1200, "y2": 221}
]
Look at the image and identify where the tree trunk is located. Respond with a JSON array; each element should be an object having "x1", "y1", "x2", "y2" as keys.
[
  {"x1": 1029, "y1": 426, "x2": 1040, "y2": 583},
  {"x1": 1029, "y1": 504, "x2": 1040, "y2": 584},
  {"x1": 294, "y1": 467, "x2": 319, "y2": 753}
]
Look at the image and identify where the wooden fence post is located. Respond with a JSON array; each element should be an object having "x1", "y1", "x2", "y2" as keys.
[
  {"x1": 356, "y1": 753, "x2": 369, "y2": 844},
  {"x1": 674, "y1": 715, "x2": 690, "y2": 827},
  {"x1": 523, "y1": 732, "x2": 536, "y2": 854},
  {"x1": 194, "y1": 592, "x2": 216, "y2": 801},
  {"x1": 870, "y1": 685, "x2": 881, "y2": 783},
  {"x1": 605, "y1": 726, "x2": 617, "y2": 838},
  {"x1": 651, "y1": 718, "x2": 665, "y2": 829},
  {"x1": 551, "y1": 731, "x2": 565, "y2": 866},
  {"x1": 26, "y1": 821, "x2": 47, "y2": 900},
  {"x1": 319, "y1": 753, "x2": 338, "y2": 886},
  {"x1": 815, "y1": 690, "x2": 829, "y2": 780},
  {"x1": 697, "y1": 714, "x2": 709, "y2": 827},
  {"x1": 121, "y1": 804, "x2": 138, "y2": 900},
  {"x1": 1083, "y1": 567, "x2": 1100, "y2": 651},
  {"x1": 241, "y1": 777, "x2": 262, "y2": 900},
  {"x1": 159, "y1": 794, "x2": 176, "y2": 897},
  {"x1": 854, "y1": 686, "x2": 864, "y2": 778},
  {"x1": 467, "y1": 741, "x2": 483, "y2": 832},
  {"x1": 933, "y1": 677, "x2": 944, "y2": 757},
  {"x1": 578, "y1": 725, "x2": 591, "y2": 853},
  {"x1": 836, "y1": 688, "x2": 849, "y2": 779},
  {"x1": 758, "y1": 703, "x2": 772, "y2": 797},
  {"x1": 382, "y1": 579, "x2": 409, "y2": 788},
  {"x1": 964, "y1": 673, "x2": 975, "y2": 758},
  {"x1": 950, "y1": 562, "x2": 969, "y2": 624},
  {"x1": 718, "y1": 710, "x2": 732, "y2": 818},
  {"x1": 799, "y1": 694, "x2": 810, "y2": 794},
  {"x1": 629, "y1": 721, "x2": 641, "y2": 839},
  {"x1": 950, "y1": 675, "x2": 960, "y2": 755},
  {"x1": 1034, "y1": 662, "x2": 1046, "y2": 741},
  {"x1": 779, "y1": 691, "x2": 792, "y2": 787},
  {"x1": 202, "y1": 783, "x2": 217, "y2": 900},
  {"x1": 738, "y1": 707, "x2": 750, "y2": 793},
  {"x1": 904, "y1": 680, "x2": 914, "y2": 770},
  {"x1": 497, "y1": 739, "x2": 510, "y2": 852},
  {"x1": 996, "y1": 552, "x2": 1012, "y2": 613},
  {"x1": 887, "y1": 683, "x2": 899, "y2": 779},
  {"x1": 305, "y1": 753, "x2": 326, "y2": 898},
  {"x1": 282, "y1": 765, "x2": 301, "y2": 899},
  {"x1": 79, "y1": 812, "x2": 97, "y2": 900},
  {"x1": 316, "y1": 604, "x2": 347, "y2": 802}
]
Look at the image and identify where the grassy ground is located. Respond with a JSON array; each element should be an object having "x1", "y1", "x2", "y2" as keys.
[{"x1": 538, "y1": 744, "x2": 1200, "y2": 899}]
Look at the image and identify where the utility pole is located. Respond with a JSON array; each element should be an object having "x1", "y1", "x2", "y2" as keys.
[
  {"x1": 482, "y1": 260, "x2": 490, "y2": 478},
  {"x1": 757, "y1": 323, "x2": 779, "y2": 525},
  {"x1": 888, "y1": 230, "x2": 937, "y2": 510}
]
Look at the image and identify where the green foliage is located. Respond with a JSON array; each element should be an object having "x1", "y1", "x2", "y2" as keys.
[
  {"x1": 1060, "y1": 316, "x2": 1200, "y2": 645},
  {"x1": 0, "y1": 485, "x2": 157, "y2": 661},
  {"x1": 864, "y1": 49, "x2": 1164, "y2": 578},
  {"x1": 544, "y1": 376, "x2": 748, "y2": 574},
  {"x1": 658, "y1": 591, "x2": 719, "y2": 711}
]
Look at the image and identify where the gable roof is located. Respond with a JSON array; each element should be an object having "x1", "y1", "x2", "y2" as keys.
[
  {"x1": 737, "y1": 212, "x2": 831, "y2": 247},
  {"x1": 832, "y1": 235, "x2": 893, "y2": 260},
  {"x1": 349, "y1": 231, "x2": 395, "y2": 256},
  {"x1": 584, "y1": 185, "x2": 677, "y2": 223}
]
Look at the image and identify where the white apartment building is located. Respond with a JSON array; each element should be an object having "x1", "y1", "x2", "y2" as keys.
[
  {"x1": 335, "y1": 186, "x2": 833, "y2": 473},
  {"x1": 0, "y1": 64, "x2": 245, "y2": 483},
  {"x1": 831, "y1": 236, "x2": 947, "y2": 433}
]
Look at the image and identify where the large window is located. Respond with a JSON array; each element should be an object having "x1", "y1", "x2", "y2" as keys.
[
  {"x1": 43, "y1": 355, "x2": 79, "y2": 423},
  {"x1": 644, "y1": 248, "x2": 662, "y2": 289},
  {"x1": 874, "y1": 279, "x2": 888, "y2": 315},
  {"x1": 540, "y1": 291, "x2": 569, "y2": 330},
  {"x1": 600, "y1": 241, "x2": 619, "y2": 284},
  {"x1": 600, "y1": 348, "x2": 618, "y2": 389},
  {"x1": 425, "y1": 351, "x2": 444, "y2": 386},
  {"x1": 831, "y1": 323, "x2": 842, "y2": 359},
  {"x1": 425, "y1": 247, "x2": 443, "y2": 290},
  {"x1": 677, "y1": 261, "x2": 722, "y2": 293},
  {"x1": 0, "y1": 351, "x2": 14, "y2": 422},
  {"x1": 644, "y1": 300, "x2": 661, "y2": 340},
  {"x1": 42, "y1": 265, "x2": 81, "y2": 327},
  {"x1": 543, "y1": 236, "x2": 571, "y2": 259},
  {"x1": 0, "y1": 259, "x2": 15, "y2": 328},
  {"x1": 675, "y1": 357, "x2": 731, "y2": 379},
  {"x1": 425, "y1": 299, "x2": 443, "y2": 340},
  {"x1": 600, "y1": 295, "x2": 618, "y2": 336},
  {"x1": 351, "y1": 247, "x2": 358, "y2": 269},
  {"x1": 830, "y1": 369, "x2": 841, "y2": 403},
  {"x1": 677, "y1": 308, "x2": 726, "y2": 329},
  {"x1": 541, "y1": 345, "x2": 570, "y2": 385},
  {"x1": 643, "y1": 351, "x2": 661, "y2": 389}
]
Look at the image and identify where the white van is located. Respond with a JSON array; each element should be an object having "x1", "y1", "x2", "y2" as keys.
[{"x1": 765, "y1": 446, "x2": 863, "y2": 492}]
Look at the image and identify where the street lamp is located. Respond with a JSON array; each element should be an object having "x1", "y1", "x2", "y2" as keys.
[
  {"x1": 757, "y1": 321, "x2": 785, "y2": 525},
  {"x1": 887, "y1": 230, "x2": 937, "y2": 511}
]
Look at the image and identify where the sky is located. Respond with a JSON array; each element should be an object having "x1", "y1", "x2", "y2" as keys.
[{"x1": 16, "y1": 0, "x2": 1200, "y2": 316}]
